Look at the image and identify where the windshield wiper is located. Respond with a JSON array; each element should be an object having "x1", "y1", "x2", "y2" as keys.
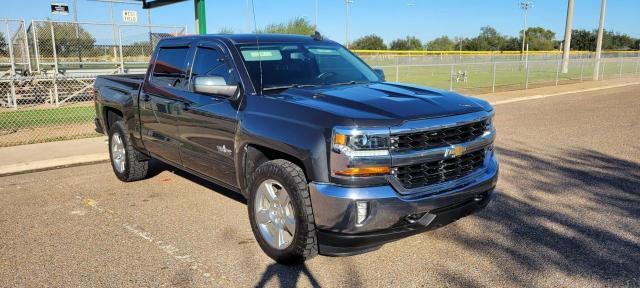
[
  {"x1": 262, "y1": 84, "x2": 318, "y2": 92},
  {"x1": 328, "y1": 81, "x2": 367, "y2": 86}
]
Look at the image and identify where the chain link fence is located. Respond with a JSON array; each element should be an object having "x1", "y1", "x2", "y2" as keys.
[{"x1": 0, "y1": 19, "x2": 186, "y2": 147}]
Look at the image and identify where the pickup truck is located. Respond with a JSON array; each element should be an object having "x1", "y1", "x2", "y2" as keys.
[{"x1": 93, "y1": 34, "x2": 498, "y2": 264}]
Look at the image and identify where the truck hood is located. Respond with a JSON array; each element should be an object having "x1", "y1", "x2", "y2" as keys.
[{"x1": 277, "y1": 82, "x2": 486, "y2": 122}]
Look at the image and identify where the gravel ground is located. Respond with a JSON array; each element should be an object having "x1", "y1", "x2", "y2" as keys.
[{"x1": 1, "y1": 85, "x2": 639, "y2": 287}]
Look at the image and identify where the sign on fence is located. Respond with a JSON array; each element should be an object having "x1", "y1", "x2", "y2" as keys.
[
  {"x1": 122, "y1": 11, "x2": 138, "y2": 23},
  {"x1": 50, "y1": 3, "x2": 70, "y2": 15}
]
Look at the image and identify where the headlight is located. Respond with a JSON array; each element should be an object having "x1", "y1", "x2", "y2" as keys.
[{"x1": 331, "y1": 127, "x2": 391, "y2": 177}]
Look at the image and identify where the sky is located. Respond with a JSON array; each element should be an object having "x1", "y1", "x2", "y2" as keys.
[{"x1": 2, "y1": 0, "x2": 639, "y2": 45}]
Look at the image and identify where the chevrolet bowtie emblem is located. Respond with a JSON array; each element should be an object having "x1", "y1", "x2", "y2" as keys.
[{"x1": 445, "y1": 145, "x2": 466, "y2": 158}]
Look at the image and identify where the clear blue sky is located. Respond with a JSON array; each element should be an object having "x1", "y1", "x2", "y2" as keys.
[{"x1": 3, "y1": 0, "x2": 639, "y2": 44}]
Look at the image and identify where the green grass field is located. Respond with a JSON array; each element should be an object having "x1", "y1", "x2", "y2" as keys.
[{"x1": 0, "y1": 105, "x2": 96, "y2": 130}]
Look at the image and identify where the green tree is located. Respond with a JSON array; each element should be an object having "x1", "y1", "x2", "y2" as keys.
[
  {"x1": 389, "y1": 36, "x2": 423, "y2": 50},
  {"x1": 570, "y1": 29, "x2": 595, "y2": 51},
  {"x1": 425, "y1": 35, "x2": 455, "y2": 51},
  {"x1": 260, "y1": 17, "x2": 315, "y2": 35},
  {"x1": 461, "y1": 26, "x2": 508, "y2": 51},
  {"x1": 523, "y1": 27, "x2": 556, "y2": 51},
  {"x1": 36, "y1": 22, "x2": 96, "y2": 57},
  {"x1": 350, "y1": 34, "x2": 386, "y2": 50}
]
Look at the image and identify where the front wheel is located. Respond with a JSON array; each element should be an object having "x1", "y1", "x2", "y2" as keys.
[{"x1": 248, "y1": 159, "x2": 318, "y2": 264}]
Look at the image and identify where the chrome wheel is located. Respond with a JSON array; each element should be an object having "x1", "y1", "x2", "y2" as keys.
[
  {"x1": 254, "y1": 179, "x2": 296, "y2": 250},
  {"x1": 110, "y1": 133, "x2": 126, "y2": 174}
]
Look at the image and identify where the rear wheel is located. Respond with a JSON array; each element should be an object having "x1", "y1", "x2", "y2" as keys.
[
  {"x1": 248, "y1": 159, "x2": 318, "y2": 264},
  {"x1": 107, "y1": 120, "x2": 149, "y2": 182}
]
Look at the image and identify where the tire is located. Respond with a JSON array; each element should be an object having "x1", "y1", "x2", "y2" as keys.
[
  {"x1": 107, "y1": 120, "x2": 149, "y2": 182},
  {"x1": 248, "y1": 159, "x2": 318, "y2": 264}
]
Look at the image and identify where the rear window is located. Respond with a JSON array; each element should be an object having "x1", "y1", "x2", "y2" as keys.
[{"x1": 152, "y1": 47, "x2": 189, "y2": 88}]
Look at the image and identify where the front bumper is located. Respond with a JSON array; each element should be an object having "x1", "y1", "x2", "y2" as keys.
[{"x1": 310, "y1": 151, "x2": 498, "y2": 256}]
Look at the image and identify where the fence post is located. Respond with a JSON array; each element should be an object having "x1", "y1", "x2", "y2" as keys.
[
  {"x1": 49, "y1": 21, "x2": 59, "y2": 107},
  {"x1": 555, "y1": 59, "x2": 560, "y2": 86},
  {"x1": 32, "y1": 20, "x2": 41, "y2": 73},
  {"x1": 525, "y1": 62, "x2": 530, "y2": 90},
  {"x1": 395, "y1": 56, "x2": 399, "y2": 82},
  {"x1": 579, "y1": 59, "x2": 584, "y2": 82},
  {"x1": 449, "y1": 64, "x2": 454, "y2": 91},
  {"x1": 601, "y1": 61, "x2": 606, "y2": 80},
  {"x1": 491, "y1": 61, "x2": 497, "y2": 93},
  {"x1": 618, "y1": 56, "x2": 623, "y2": 78},
  {"x1": 118, "y1": 25, "x2": 125, "y2": 73},
  {"x1": 5, "y1": 21, "x2": 17, "y2": 109},
  {"x1": 636, "y1": 57, "x2": 640, "y2": 75}
]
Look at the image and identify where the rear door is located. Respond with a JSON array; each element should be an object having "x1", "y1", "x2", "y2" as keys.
[
  {"x1": 176, "y1": 42, "x2": 241, "y2": 186},
  {"x1": 139, "y1": 44, "x2": 192, "y2": 165}
]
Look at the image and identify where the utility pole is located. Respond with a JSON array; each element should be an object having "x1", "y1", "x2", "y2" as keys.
[
  {"x1": 520, "y1": 1, "x2": 533, "y2": 61},
  {"x1": 314, "y1": 0, "x2": 318, "y2": 30},
  {"x1": 561, "y1": 0, "x2": 574, "y2": 73},
  {"x1": 72, "y1": 0, "x2": 82, "y2": 65},
  {"x1": 345, "y1": 0, "x2": 353, "y2": 48},
  {"x1": 593, "y1": 0, "x2": 606, "y2": 80},
  {"x1": 246, "y1": 0, "x2": 251, "y2": 32}
]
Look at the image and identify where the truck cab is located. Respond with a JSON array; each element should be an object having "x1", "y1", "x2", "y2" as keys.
[{"x1": 93, "y1": 34, "x2": 498, "y2": 264}]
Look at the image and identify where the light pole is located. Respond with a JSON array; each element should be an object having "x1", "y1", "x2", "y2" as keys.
[
  {"x1": 593, "y1": 0, "x2": 607, "y2": 80},
  {"x1": 561, "y1": 0, "x2": 574, "y2": 73},
  {"x1": 345, "y1": 0, "x2": 353, "y2": 48},
  {"x1": 520, "y1": 1, "x2": 533, "y2": 62},
  {"x1": 314, "y1": 0, "x2": 318, "y2": 30}
]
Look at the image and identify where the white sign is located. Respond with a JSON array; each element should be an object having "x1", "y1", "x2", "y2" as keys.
[
  {"x1": 122, "y1": 10, "x2": 138, "y2": 23},
  {"x1": 51, "y1": 2, "x2": 69, "y2": 15}
]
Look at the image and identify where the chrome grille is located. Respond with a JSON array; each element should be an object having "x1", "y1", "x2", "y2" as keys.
[
  {"x1": 393, "y1": 149, "x2": 485, "y2": 189},
  {"x1": 392, "y1": 120, "x2": 489, "y2": 152}
]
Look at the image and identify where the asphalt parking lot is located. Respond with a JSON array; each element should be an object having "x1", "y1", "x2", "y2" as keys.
[{"x1": 1, "y1": 85, "x2": 639, "y2": 287}]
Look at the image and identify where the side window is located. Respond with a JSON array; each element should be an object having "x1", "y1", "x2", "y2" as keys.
[
  {"x1": 191, "y1": 47, "x2": 237, "y2": 86},
  {"x1": 152, "y1": 47, "x2": 189, "y2": 89}
]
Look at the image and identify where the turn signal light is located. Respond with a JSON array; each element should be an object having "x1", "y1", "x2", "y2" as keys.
[{"x1": 334, "y1": 166, "x2": 390, "y2": 177}]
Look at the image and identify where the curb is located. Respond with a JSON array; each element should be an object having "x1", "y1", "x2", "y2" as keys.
[{"x1": 0, "y1": 153, "x2": 109, "y2": 177}]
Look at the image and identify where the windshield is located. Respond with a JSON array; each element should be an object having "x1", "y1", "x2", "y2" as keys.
[{"x1": 237, "y1": 43, "x2": 380, "y2": 92}]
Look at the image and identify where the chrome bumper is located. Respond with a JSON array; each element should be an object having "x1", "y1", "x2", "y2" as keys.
[{"x1": 309, "y1": 150, "x2": 498, "y2": 234}]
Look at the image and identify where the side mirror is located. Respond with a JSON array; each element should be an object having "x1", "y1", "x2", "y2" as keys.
[
  {"x1": 373, "y1": 68, "x2": 385, "y2": 81},
  {"x1": 192, "y1": 76, "x2": 238, "y2": 98}
]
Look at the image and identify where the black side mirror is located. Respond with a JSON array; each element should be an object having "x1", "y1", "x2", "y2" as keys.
[{"x1": 373, "y1": 68, "x2": 385, "y2": 81}]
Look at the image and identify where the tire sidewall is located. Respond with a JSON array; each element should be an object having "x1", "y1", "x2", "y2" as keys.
[
  {"x1": 248, "y1": 162, "x2": 309, "y2": 262},
  {"x1": 107, "y1": 122, "x2": 129, "y2": 182}
]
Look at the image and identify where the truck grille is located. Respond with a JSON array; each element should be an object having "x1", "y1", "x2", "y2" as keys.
[
  {"x1": 393, "y1": 149, "x2": 485, "y2": 189},
  {"x1": 392, "y1": 120, "x2": 489, "y2": 152}
]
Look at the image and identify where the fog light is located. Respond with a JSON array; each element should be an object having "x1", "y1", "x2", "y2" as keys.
[{"x1": 356, "y1": 201, "x2": 369, "y2": 225}]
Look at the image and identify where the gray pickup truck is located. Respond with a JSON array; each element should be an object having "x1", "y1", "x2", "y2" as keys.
[{"x1": 93, "y1": 34, "x2": 498, "y2": 264}]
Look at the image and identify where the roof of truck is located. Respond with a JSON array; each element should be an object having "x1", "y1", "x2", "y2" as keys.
[{"x1": 168, "y1": 34, "x2": 333, "y2": 45}]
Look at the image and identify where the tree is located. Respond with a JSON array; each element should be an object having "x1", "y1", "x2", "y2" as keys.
[
  {"x1": 36, "y1": 22, "x2": 96, "y2": 57},
  {"x1": 425, "y1": 36, "x2": 455, "y2": 51},
  {"x1": 571, "y1": 29, "x2": 596, "y2": 51},
  {"x1": 523, "y1": 27, "x2": 557, "y2": 51},
  {"x1": 0, "y1": 32, "x2": 7, "y2": 56},
  {"x1": 389, "y1": 36, "x2": 423, "y2": 50},
  {"x1": 350, "y1": 34, "x2": 386, "y2": 50},
  {"x1": 260, "y1": 17, "x2": 315, "y2": 35},
  {"x1": 461, "y1": 26, "x2": 508, "y2": 51}
]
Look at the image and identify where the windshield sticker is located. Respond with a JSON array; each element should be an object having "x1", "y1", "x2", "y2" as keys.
[
  {"x1": 308, "y1": 48, "x2": 340, "y2": 55},
  {"x1": 241, "y1": 50, "x2": 283, "y2": 61}
]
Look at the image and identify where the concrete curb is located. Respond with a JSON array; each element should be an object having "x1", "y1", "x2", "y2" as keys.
[
  {"x1": 0, "y1": 153, "x2": 109, "y2": 177},
  {"x1": 490, "y1": 82, "x2": 640, "y2": 106}
]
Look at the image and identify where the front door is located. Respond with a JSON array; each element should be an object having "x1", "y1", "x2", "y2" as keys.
[
  {"x1": 139, "y1": 45, "x2": 191, "y2": 165},
  {"x1": 176, "y1": 43, "x2": 240, "y2": 186}
]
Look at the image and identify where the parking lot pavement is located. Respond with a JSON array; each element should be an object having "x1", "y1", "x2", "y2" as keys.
[{"x1": 1, "y1": 85, "x2": 639, "y2": 287}]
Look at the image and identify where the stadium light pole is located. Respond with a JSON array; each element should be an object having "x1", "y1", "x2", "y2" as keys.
[
  {"x1": 561, "y1": 0, "x2": 574, "y2": 73},
  {"x1": 345, "y1": 0, "x2": 353, "y2": 48},
  {"x1": 593, "y1": 0, "x2": 607, "y2": 80},
  {"x1": 520, "y1": 1, "x2": 533, "y2": 61}
]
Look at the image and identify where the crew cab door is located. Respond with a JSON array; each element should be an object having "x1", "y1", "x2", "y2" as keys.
[
  {"x1": 139, "y1": 44, "x2": 191, "y2": 165},
  {"x1": 176, "y1": 42, "x2": 241, "y2": 186}
]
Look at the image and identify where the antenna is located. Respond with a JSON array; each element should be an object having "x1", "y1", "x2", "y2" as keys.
[{"x1": 250, "y1": 0, "x2": 263, "y2": 94}]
